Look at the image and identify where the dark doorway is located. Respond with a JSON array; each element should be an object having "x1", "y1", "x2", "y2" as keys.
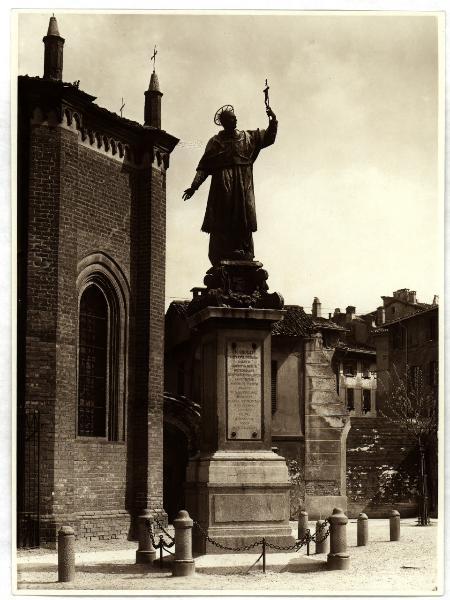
[{"x1": 163, "y1": 425, "x2": 189, "y2": 523}]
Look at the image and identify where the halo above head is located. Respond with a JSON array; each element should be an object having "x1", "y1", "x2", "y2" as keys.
[{"x1": 214, "y1": 105, "x2": 235, "y2": 126}]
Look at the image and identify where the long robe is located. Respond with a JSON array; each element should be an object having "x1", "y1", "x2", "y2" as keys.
[
  {"x1": 193, "y1": 119, "x2": 278, "y2": 236},
  {"x1": 191, "y1": 119, "x2": 277, "y2": 265}
]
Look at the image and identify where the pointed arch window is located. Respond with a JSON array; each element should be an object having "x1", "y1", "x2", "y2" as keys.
[
  {"x1": 77, "y1": 255, "x2": 128, "y2": 442},
  {"x1": 78, "y1": 285, "x2": 109, "y2": 437}
]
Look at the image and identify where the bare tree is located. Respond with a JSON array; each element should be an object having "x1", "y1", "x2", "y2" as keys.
[{"x1": 380, "y1": 364, "x2": 438, "y2": 525}]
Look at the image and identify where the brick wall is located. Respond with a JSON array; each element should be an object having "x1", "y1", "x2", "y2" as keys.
[
  {"x1": 130, "y1": 160, "x2": 166, "y2": 522},
  {"x1": 346, "y1": 416, "x2": 419, "y2": 518},
  {"x1": 19, "y1": 110, "x2": 169, "y2": 541},
  {"x1": 25, "y1": 122, "x2": 63, "y2": 527},
  {"x1": 274, "y1": 439, "x2": 305, "y2": 519}
]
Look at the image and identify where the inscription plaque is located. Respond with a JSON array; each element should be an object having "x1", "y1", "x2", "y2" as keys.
[{"x1": 226, "y1": 340, "x2": 262, "y2": 440}]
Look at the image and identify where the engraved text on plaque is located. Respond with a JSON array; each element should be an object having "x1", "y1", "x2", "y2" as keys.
[{"x1": 226, "y1": 340, "x2": 262, "y2": 440}]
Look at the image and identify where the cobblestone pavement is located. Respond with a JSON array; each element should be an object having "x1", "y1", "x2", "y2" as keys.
[{"x1": 15, "y1": 519, "x2": 441, "y2": 594}]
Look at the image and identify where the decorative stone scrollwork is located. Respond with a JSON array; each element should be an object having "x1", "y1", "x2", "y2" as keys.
[{"x1": 187, "y1": 260, "x2": 284, "y2": 315}]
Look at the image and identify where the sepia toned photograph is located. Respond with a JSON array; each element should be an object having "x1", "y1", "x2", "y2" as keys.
[{"x1": 13, "y1": 7, "x2": 444, "y2": 595}]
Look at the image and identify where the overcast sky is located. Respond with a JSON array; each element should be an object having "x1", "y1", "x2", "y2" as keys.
[{"x1": 16, "y1": 11, "x2": 443, "y2": 315}]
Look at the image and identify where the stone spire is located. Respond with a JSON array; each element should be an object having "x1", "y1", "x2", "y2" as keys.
[
  {"x1": 144, "y1": 69, "x2": 163, "y2": 128},
  {"x1": 43, "y1": 15, "x2": 65, "y2": 81}
]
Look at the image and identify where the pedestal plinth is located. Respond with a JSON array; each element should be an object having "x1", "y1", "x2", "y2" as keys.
[{"x1": 185, "y1": 306, "x2": 295, "y2": 554}]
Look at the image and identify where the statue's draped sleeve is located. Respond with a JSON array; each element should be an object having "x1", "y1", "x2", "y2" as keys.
[{"x1": 261, "y1": 116, "x2": 278, "y2": 148}]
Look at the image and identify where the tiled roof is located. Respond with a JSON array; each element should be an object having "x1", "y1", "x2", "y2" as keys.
[
  {"x1": 311, "y1": 316, "x2": 347, "y2": 331},
  {"x1": 335, "y1": 340, "x2": 376, "y2": 354},
  {"x1": 375, "y1": 304, "x2": 438, "y2": 328},
  {"x1": 382, "y1": 296, "x2": 432, "y2": 310},
  {"x1": 272, "y1": 305, "x2": 314, "y2": 337}
]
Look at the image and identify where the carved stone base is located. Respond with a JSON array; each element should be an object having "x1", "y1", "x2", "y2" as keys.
[
  {"x1": 185, "y1": 451, "x2": 295, "y2": 554},
  {"x1": 187, "y1": 260, "x2": 283, "y2": 315}
]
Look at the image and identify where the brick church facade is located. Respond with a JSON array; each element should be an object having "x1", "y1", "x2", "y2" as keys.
[{"x1": 17, "y1": 16, "x2": 178, "y2": 545}]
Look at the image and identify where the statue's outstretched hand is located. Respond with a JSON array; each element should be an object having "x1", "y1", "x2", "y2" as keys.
[
  {"x1": 266, "y1": 107, "x2": 276, "y2": 120},
  {"x1": 183, "y1": 187, "x2": 195, "y2": 201}
]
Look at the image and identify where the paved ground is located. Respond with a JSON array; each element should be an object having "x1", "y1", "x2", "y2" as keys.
[{"x1": 15, "y1": 518, "x2": 442, "y2": 594}]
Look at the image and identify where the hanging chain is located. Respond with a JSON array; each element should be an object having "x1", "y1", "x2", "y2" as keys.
[
  {"x1": 153, "y1": 515, "x2": 175, "y2": 541},
  {"x1": 146, "y1": 515, "x2": 329, "y2": 555},
  {"x1": 146, "y1": 519, "x2": 175, "y2": 549},
  {"x1": 193, "y1": 519, "x2": 315, "y2": 553},
  {"x1": 193, "y1": 520, "x2": 262, "y2": 552},
  {"x1": 309, "y1": 519, "x2": 330, "y2": 544}
]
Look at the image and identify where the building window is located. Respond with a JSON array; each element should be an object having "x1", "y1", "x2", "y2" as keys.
[
  {"x1": 362, "y1": 360, "x2": 372, "y2": 379},
  {"x1": 271, "y1": 360, "x2": 278, "y2": 415},
  {"x1": 429, "y1": 361, "x2": 438, "y2": 387},
  {"x1": 344, "y1": 361, "x2": 356, "y2": 377},
  {"x1": 346, "y1": 388, "x2": 355, "y2": 412},
  {"x1": 78, "y1": 285, "x2": 108, "y2": 438},
  {"x1": 362, "y1": 389, "x2": 371, "y2": 414},
  {"x1": 76, "y1": 254, "x2": 129, "y2": 442}
]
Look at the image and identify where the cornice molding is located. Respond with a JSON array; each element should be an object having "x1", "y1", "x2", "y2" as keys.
[{"x1": 20, "y1": 75, "x2": 179, "y2": 169}]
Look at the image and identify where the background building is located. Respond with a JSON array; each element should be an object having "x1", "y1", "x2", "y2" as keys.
[
  {"x1": 17, "y1": 17, "x2": 178, "y2": 546},
  {"x1": 164, "y1": 291, "x2": 439, "y2": 519},
  {"x1": 373, "y1": 302, "x2": 439, "y2": 517}
]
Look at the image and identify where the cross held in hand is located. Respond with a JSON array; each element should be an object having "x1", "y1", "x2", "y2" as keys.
[{"x1": 263, "y1": 78, "x2": 270, "y2": 108}]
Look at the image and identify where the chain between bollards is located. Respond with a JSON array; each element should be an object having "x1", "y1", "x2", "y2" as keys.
[{"x1": 314, "y1": 519, "x2": 330, "y2": 554}]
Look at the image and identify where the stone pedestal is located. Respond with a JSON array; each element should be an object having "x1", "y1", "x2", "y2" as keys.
[{"x1": 185, "y1": 305, "x2": 295, "y2": 553}]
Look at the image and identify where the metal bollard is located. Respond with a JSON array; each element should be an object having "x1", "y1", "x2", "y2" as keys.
[
  {"x1": 315, "y1": 519, "x2": 329, "y2": 554},
  {"x1": 298, "y1": 509, "x2": 309, "y2": 540},
  {"x1": 389, "y1": 509, "x2": 400, "y2": 541},
  {"x1": 327, "y1": 508, "x2": 350, "y2": 570},
  {"x1": 357, "y1": 513, "x2": 368, "y2": 546},
  {"x1": 58, "y1": 526, "x2": 75, "y2": 582},
  {"x1": 172, "y1": 510, "x2": 195, "y2": 577},
  {"x1": 136, "y1": 510, "x2": 156, "y2": 564}
]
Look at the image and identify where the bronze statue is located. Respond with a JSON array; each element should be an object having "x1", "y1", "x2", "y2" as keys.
[{"x1": 183, "y1": 102, "x2": 278, "y2": 266}]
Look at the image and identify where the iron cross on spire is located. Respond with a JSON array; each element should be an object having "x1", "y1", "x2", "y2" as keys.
[
  {"x1": 120, "y1": 97, "x2": 125, "y2": 118},
  {"x1": 151, "y1": 45, "x2": 158, "y2": 72}
]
